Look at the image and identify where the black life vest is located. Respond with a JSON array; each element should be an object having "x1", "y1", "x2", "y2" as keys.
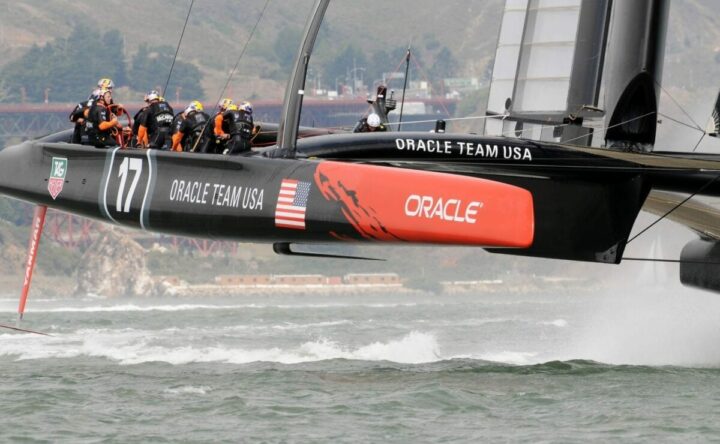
[
  {"x1": 187, "y1": 111, "x2": 209, "y2": 133},
  {"x1": 133, "y1": 106, "x2": 148, "y2": 135},
  {"x1": 148, "y1": 101, "x2": 175, "y2": 130},
  {"x1": 171, "y1": 112, "x2": 185, "y2": 135},
  {"x1": 69, "y1": 103, "x2": 85, "y2": 123},
  {"x1": 222, "y1": 109, "x2": 253, "y2": 138},
  {"x1": 86, "y1": 102, "x2": 113, "y2": 145}
]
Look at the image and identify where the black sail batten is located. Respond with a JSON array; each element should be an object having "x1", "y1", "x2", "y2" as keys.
[{"x1": 276, "y1": 0, "x2": 330, "y2": 157}]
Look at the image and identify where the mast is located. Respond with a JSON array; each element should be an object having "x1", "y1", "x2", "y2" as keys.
[{"x1": 276, "y1": 0, "x2": 330, "y2": 158}]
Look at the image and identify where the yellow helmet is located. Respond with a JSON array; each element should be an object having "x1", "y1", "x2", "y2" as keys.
[
  {"x1": 227, "y1": 104, "x2": 239, "y2": 111},
  {"x1": 97, "y1": 78, "x2": 115, "y2": 89},
  {"x1": 189, "y1": 100, "x2": 203, "y2": 112},
  {"x1": 218, "y1": 98, "x2": 233, "y2": 110}
]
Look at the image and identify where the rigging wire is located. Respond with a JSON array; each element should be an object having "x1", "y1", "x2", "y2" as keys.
[
  {"x1": 163, "y1": 0, "x2": 195, "y2": 97},
  {"x1": 655, "y1": 85, "x2": 715, "y2": 153},
  {"x1": 623, "y1": 257, "x2": 720, "y2": 266},
  {"x1": 561, "y1": 111, "x2": 657, "y2": 145},
  {"x1": 658, "y1": 112, "x2": 704, "y2": 133},
  {"x1": 214, "y1": 0, "x2": 271, "y2": 108},
  {"x1": 188, "y1": 0, "x2": 270, "y2": 152},
  {"x1": 626, "y1": 172, "x2": 720, "y2": 245},
  {"x1": 656, "y1": 80, "x2": 704, "y2": 132},
  {"x1": 692, "y1": 132, "x2": 706, "y2": 153}
]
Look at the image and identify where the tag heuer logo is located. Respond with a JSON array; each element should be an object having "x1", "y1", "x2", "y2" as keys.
[{"x1": 48, "y1": 157, "x2": 67, "y2": 200}]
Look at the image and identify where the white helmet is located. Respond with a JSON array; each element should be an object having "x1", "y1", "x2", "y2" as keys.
[
  {"x1": 146, "y1": 90, "x2": 160, "y2": 102},
  {"x1": 367, "y1": 113, "x2": 381, "y2": 128},
  {"x1": 240, "y1": 101, "x2": 253, "y2": 114}
]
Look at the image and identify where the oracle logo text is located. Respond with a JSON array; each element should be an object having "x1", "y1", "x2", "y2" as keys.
[{"x1": 404, "y1": 194, "x2": 483, "y2": 224}]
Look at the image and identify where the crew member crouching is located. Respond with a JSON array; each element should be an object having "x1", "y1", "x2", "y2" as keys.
[
  {"x1": 221, "y1": 102, "x2": 254, "y2": 155},
  {"x1": 212, "y1": 98, "x2": 233, "y2": 154},
  {"x1": 172, "y1": 101, "x2": 212, "y2": 152}
]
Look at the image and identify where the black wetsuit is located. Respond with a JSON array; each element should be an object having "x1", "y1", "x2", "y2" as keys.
[
  {"x1": 86, "y1": 102, "x2": 117, "y2": 148},
  {"x1": 69, "y1": 95, "x2": 97, "y2": 144},
  {"x1": 69, "y1": 102, "x2": 87, "y2": 144},
  {"x1": 131, "y1": 106, "x2": 148, "y2": 147},
  {"x1": 172, "y1": 112, "x2": 186, "y2": 137},
  {"x1": 222, "y1": 109, "x2": 254, "y2": 155},
  {"x1": 178, "y1": 111, "x2": 212, "y2": 152},
  {"x1": 139, "y1": 101, "x2": 175, "y2": 149}
]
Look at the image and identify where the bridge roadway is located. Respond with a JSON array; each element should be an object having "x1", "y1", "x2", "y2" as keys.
[{"x1": 0, "y1": 98, "x2": 457, "y2": 146}]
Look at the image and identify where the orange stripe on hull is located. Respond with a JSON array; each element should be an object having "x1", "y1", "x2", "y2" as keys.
[{"x1": 314, "y1": 161, "x2": 534, "y2": 248}]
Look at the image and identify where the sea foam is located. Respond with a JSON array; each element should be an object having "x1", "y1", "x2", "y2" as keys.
[{"x1": 0, "y1": 330, "x2": 443, "y2": 365}]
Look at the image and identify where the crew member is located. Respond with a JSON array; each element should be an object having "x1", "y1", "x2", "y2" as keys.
[
  {"x1": 172, "y1": 101, "x2": 212, "y2": 153},
  {"x1": 213, "y1": 98, "x2": 234, "y2": 154},
  {"x1": 85, "y1": 89, "x2": 122, "y2": 148},
  {"x1": 353, "y1": 112, "x2": 386, "y2": 132},
  {"x1": 131, "y1": 92, "x2": 151, "y2": 147},
  {"x1": 171, "y1": 106, "x2": 187, "y2": 146},
  {"x1": 137, "y1": 91, "x2": 175, "y2": 149},
  {"x1": 221, "y1": 102, "x2": 254, "y2": 155},
  {"x1": 68, "y1": 88, "x2": 101, "y2": 144}
]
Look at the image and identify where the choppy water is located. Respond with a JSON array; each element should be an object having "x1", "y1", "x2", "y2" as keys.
[{"x1": 2, "y1": 288, "x2": 720, "y2": 442}]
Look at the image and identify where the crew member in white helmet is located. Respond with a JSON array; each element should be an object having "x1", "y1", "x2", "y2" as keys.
[{"x1": 353, "y1": 112, "x2": 387, "y2": 132}]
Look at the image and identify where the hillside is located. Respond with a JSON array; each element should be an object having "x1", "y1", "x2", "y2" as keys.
[
  {"x1": 1, "y1": 1, "x2": 719, "y2": 121},
  {"x1": 0, "y1": 0, "x2": 505, "y2": 101}
]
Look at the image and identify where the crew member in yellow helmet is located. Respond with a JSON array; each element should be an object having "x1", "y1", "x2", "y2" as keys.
[{"x1": 172, "y1": 101, "x2": 212, "y2": 152}]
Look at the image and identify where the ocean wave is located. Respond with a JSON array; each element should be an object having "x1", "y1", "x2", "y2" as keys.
[
  {"x1": 0, "y1": 330, "x2": 442, "y2": 365},
  {"x1": 162, "y1": 386, "x2": 211, "y2": 395},
  {"x1": 270, "y1": 320, "x2": 353, "y2": 330},
  {"x1": 473, "y1": 351, "x2": 539, "y2": 366},
  {"x1": 540, "y1": 319, "x2": 568, "y2": 328},
  {"x1": 0, "y1": 302, "x2": 430, "y2": 314}
]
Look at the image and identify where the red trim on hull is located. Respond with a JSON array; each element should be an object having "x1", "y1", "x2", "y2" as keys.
[{"x1": 314, "y1": 162, "x2": 534, "y2": 247}]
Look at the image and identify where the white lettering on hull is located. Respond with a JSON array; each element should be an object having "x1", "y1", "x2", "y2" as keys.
[
  {"x1": 396, "y1": 138, "x2": 533, "y2": 161},
  {"x1": 169, "y1": 179, "x2": 264, "y2": 210}
]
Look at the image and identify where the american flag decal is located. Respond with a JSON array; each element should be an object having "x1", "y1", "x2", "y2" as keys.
[{"x1": 275, "y1": 179, "x2": 311, "y2": 229}]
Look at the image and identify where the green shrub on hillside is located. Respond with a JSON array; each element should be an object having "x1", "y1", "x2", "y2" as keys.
[{"x1": 0, "y1": 25, "x2": 203, "y2": 103}]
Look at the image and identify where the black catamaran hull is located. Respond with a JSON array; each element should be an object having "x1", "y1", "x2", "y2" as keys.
[
  {"x1": 0, "y1": 140, "x2": 538, "y2": 250},
  {"x1": 7, "y1": 130, "x2": 705, "y2": 266}
]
